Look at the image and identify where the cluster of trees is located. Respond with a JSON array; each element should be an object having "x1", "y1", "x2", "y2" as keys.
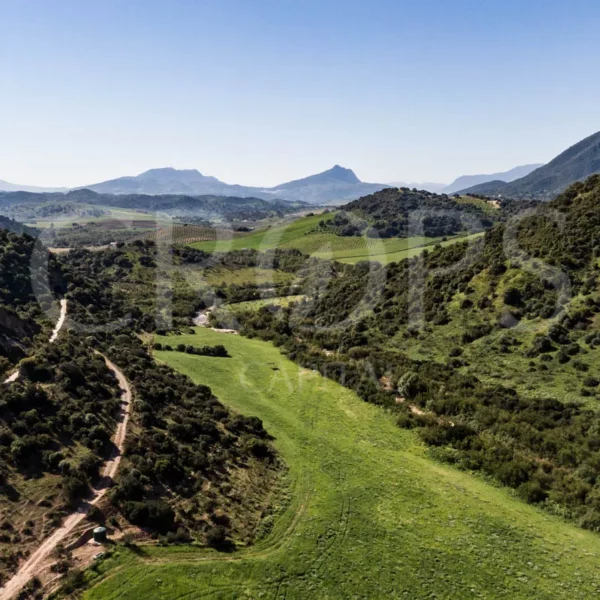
[
  {"x1": 0, "y1": 337, "x2": 121, "y2": 507},
  {"x1": 57, "y1": 240, "x2": 212, "y2": 332},
  {"x1": 0, "y1": 229, "x2": 61, "y2": 311},
  {"x1": 204, "y1": 249, "x2": 306, "y2": 305},
  {"x1": 0, "y1": 215, "x2": 38, "y2": 237},
  {"x1": 93, "y1": 333, "x2": 274, "y2": 544},
  {"x1": 155, "y1": 342, "x2": 229, "y2": 357},
  {"x1": 210, "y1": 248, "x2": 307, "y2": 273}
]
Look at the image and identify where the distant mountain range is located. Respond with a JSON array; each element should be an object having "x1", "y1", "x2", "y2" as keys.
[
  {"x1": 443, "y1": 164, "x2": 543, "y2": 195},
  {"x1": 80, "y1": 165, "x2": 387, "y2": 205},
  {"x1": 0, "y1": 179, "x2": 67, "y2": 193},
  {"x1": 459, "y1": 131, "x2": 600, "y2": 199},
  {"x1": 2, "y1": 130, "x2": 600, "y2": 204}
]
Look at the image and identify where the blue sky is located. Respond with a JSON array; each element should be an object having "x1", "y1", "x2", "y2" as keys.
[{"x1": 1, "y1": 0, "x2": 600, "y2": 187}]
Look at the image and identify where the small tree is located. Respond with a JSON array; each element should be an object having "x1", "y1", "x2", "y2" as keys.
[{"x1": 206, "y1": 525, "x2": 227, "y2": 548}]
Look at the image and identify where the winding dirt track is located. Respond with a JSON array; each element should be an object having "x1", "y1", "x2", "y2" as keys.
[
  {"x1": 3, "y1": 298, "x2": 68, "y2": 384},
  {"x1": 49, "y1": 298, "x2": 68, "y2": 344},
  {"x1": 0, "y1": 354, "x2": 132, "y2": 600}
]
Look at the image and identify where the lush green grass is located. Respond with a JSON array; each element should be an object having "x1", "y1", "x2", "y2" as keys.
[
  {"x1": 190, "y1": 213, "x2": 332, "y2": 252},
  {"x1": 323, "y1": 232, "x2": 483, "y2": 265},
  {"x1": 83, "y1": 329, "x2": 600, "y2": 599},
  {"x1": 190, "y1": 213, "x2": 483, "y2": 264}
]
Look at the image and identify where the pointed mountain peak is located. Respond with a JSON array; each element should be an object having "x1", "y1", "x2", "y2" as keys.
[
  {"x1": 275, "y1": 165, "x2": 362, "y2": 190},
  {"x1": 325, "y1": 165, "x2": 361, "y2": 183}
]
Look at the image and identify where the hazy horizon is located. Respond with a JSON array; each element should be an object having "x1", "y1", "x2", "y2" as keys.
[
  {"x1": 2, "y1": 0, "x2": 600, "y2": 188},
  {"x1": 0, "y1": 162, "x2": 548, "y2": 191}
]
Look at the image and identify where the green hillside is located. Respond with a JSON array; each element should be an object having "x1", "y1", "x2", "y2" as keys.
[
  {"x1": 82, "y1": 329, "x2": 600, "y2": 599},
  {"x1": 191, "y1": 212, "x2": 481, "y2": 264},
  {"x1": 230, "y1": 174, "x2": 600, "y2": 534}
]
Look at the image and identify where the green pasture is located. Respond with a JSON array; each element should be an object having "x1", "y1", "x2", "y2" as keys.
[{"x1": 82, "y1": 328, "x2": 600, "y2": 600}]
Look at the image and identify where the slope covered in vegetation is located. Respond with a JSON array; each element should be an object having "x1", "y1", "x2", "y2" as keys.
[
  {"x1": 336, "y1": 186, "x2": 496, "y2": 237},
  {"x1": 53, "y1": 244, "x2": 281, "y2": 546},
  {"x1": 0, "y1": 229, "x2": 63, "y2": 373},
  {"x1": 0, "y1": 215, "x2": 38, "y2": 237},
  {"x1": 0, "y1": 235, "x2": 282, "y2": 592},
  {"x1": 0, "y1": 338, "x2": 122, "y2": 585},
  {"x1": 223, "y1": 175, "x2": 600, "y2": 532}
]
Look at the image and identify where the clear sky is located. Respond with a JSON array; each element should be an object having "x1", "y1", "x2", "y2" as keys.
[{"x1": 1, "y1": 0, "x2": 600, "y2": 188}]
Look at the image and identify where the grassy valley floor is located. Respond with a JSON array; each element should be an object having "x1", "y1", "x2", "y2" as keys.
[{"x1": 82, "y1": 329, "x2": 600, "y2": 599}]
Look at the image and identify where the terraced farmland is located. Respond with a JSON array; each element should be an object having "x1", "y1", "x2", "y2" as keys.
[{"x1": 81, "y1": 329, "x2": 600, "y2": 600}]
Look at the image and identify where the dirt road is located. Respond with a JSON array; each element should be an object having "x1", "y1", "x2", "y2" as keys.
[
  {"x1": 49, "y1": 298, "x2": 68, "y2": 343},
  {"x1": 0, "y1": 353, "x2": 132, "y2": 600},
  {"x1": 3, "y1": 298, "x2": 68, "y2": 384}
]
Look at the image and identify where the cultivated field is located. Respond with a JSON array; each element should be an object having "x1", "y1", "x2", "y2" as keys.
[
  {"x1": 190, "y1": 213, "x2": 483, "y2": 264},
  {"x1": 81, "y1": 329, "x2": 600, "y2": 599},
  {"x1": 151, "y1": 224, "x2": 247, "y2": 246}
]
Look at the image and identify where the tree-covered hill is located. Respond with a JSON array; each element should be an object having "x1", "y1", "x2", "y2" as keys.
[
  {"x1": 0, "y1": 215, "x2": 38, "y2": 236},
  {"x1": 328, "y1": 187, "x2": 497, "y2": 238}
]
